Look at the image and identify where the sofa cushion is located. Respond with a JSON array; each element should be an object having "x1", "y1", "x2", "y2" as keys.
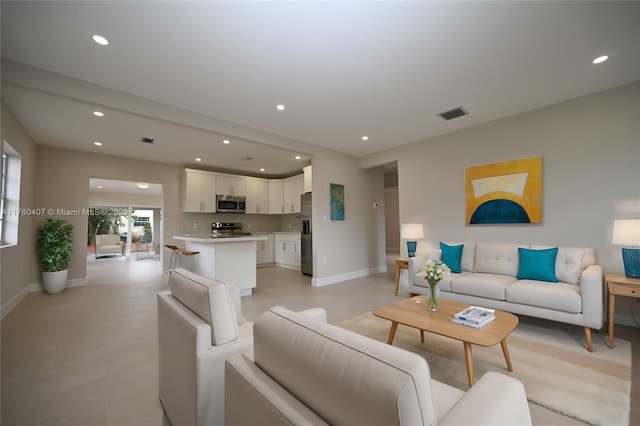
[
  {"x1": 473, "y1": 243, "x2": 521, "y2": 276},
  {"x1": 532, "y1": 246, "x2": 587, "y2": 285},
  {"x1": 450, "y1": 273, "x2": 517, "y2": 300},
  {"x1": 253, "y1": 306, "x2": 437, "y2": 426},
  {"x1": 169, "y1": 268, "x2": 239, "y2": 346},
  {"x1": 517, "y1": 247, "x2": 558, "y2": 283},
  {"x1": 506, "y1": 280, "x2": 582, "y2": 313},
  {"x1": 440, "y1": 242, "x2": 463, "y2": 273}
]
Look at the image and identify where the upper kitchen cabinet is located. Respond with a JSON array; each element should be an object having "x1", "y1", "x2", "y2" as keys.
[
  {"x1": 303, "y1": 165, "x2": 312, "y2": 193},
  {"x1": 216, "y1": 175, "x2": 246, "y2": 196},
  {"x1": 183, "y1": 169, "x2": 216, "y2": 212},
  {"x1": 268, "y1": 179, "x2": 284, "y2": 214},
  {"x1": 283, "y1": 174, "x2": 304, "y2": 214},
  {"x1": 245, "y1": 178, "x2": 269, "y2": 214}
]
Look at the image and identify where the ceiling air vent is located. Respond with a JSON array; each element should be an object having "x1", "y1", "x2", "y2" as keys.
[
  {"x1": 438, "y1": 107, "x2": 468, "y2": 121},
  {"x1": 139, "y1": 137, "x2": 155, "y2": 144},
  {"x1": 241, "y1": 157, "x2": 254, "y2": 161}
]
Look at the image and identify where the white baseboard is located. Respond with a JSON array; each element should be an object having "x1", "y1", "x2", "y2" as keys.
[
  {"x1": 0, "y1": 285, "x2": 30, "y2": 320},
  {"x1": 275, "y1": 263, "x2": 301, "y2": 271},
  {"x1": 29, "y1": 277, "x2": 88, "y2": 293},
  {"x1": 311, "y1": 265, "x2": 387, "y2": 287}
]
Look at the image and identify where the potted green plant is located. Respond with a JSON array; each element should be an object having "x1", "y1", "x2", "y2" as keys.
[{"x1": 37, "y1": 217, "x2": 74, "y2": 294}]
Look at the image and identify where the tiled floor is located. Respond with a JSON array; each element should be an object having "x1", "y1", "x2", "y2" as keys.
[{"x1": 1, "y1": 254, "x2": 637, "y2": 425}]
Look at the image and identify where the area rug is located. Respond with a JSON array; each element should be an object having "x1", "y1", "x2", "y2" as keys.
[{"x1": 338, "y1": 312, "x2": 631, "y2": 426}]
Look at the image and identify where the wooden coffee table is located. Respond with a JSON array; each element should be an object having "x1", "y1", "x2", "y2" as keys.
[{"x1": 373, "y1": 296, "x2": 519, "y2": 387}]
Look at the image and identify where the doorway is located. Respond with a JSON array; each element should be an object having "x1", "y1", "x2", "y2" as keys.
[{"x1": 87, "y1": 178, "x2": 163, "y2": 272}]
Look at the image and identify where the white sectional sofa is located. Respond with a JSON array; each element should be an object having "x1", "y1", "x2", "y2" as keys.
[
  {"x1": 225, "y1": 306, "x2": 532, "y2": 426},
  {"x1": 408, "y1": 242, "x2": 603, "y2": 351}
]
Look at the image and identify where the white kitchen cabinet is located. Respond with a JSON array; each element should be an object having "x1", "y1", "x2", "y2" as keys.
[
  {"x1": 275, "y1": 233, "x2": 301, "y2": 270},
  {"x1": 183, "y1": 169, "x2": 216, "y2": 212},
  {"x1": 256, "y1": 233, "x2": 275, "y2": 266},
  {"x1": 246, "y1": 178, "x2": 269, "y2": 214},
  {"x1": 216, "y1": 175, "x2": 246, "y2": 196},
  {"x1": 268, "y1": 180, "x2": 284, "y2": 214},
  {"x1": 283, "y1": 175, "x2": 304, "y2": 214},
  {"x1": 303, "y1": 165, "x2": 312, "y2": 193}
]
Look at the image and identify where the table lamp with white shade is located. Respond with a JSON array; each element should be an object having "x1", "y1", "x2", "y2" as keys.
[
  {"x1": 400, "y1": 223, "x2": 424, "y2": 258},
  {"x1": 612, "y1": 219, "x2": 640, "y2": 278}
]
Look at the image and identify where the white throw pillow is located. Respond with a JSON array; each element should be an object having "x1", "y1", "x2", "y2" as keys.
[
  {"x1": 531, "y1": 246, "x2": 586, "y2": 285},
  {"x1": 170, "y1": 268, "x2": 239, "y2": 345}
]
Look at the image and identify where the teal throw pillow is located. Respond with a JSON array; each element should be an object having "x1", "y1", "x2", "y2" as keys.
[
  {"x1": 440, "y1": 242, "x2": 463, "y2": 273},
  {"x1": 517, "y1": 247, "x2": 559, "y2": 282}
]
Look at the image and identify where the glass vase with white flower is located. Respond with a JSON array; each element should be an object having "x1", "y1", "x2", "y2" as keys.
[{"x1": 421, "y1": 260, "x2": 451, "y2": 311}]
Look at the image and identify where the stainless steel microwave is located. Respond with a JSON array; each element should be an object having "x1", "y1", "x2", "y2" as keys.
[{"x1": 216, "y1": 195, "x2": 246, "y2": 213}]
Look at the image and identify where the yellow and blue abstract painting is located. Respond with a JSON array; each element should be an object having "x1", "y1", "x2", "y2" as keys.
[{"x1": 465, "y1": 156, "x2": 542, "y2": 224}]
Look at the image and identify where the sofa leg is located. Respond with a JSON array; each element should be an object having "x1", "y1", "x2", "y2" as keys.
[{"x1": 584, "y1": 327, "x2": 593, "y2": 352}]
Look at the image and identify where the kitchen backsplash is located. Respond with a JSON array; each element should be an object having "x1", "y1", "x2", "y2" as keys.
[{"x1": 182, "y1": 213, "x2": 301, "y2": 234}]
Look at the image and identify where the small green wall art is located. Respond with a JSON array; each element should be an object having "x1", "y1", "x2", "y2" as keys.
[{"x1": 330, "y1": 183, "x2": 345, "y2": 221}]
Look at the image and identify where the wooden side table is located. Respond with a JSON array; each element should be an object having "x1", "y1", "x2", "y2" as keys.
[
  {"x1": 606, "y1": 273, "x2": 640, "y2": 349},
  {"x1": 394, "y1": 257, "x2": 410, "y2": 296}
]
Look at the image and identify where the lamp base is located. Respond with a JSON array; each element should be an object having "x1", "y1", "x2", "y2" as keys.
[
  {"x1": 407, "y1": 241, "x2": 417, "y2": 258},
  {"x1": 622, "y1": 248, "x2": 640, "y2": 278}
]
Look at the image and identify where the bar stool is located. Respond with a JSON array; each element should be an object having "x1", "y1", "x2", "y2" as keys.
[
  {"x1": 178, "y1": 249, "x2": 200, "y2": 272},
  {"x1": 165, "y1": 244, "x2": 181, "y2": 278}
]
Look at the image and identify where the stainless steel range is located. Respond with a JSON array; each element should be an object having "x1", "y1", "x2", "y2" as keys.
[{"x1": 211, "y1": 222, "x2": 251, "y2": 238}]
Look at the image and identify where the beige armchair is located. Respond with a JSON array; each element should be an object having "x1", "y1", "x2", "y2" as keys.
[
  {"x1": 157, "y1": 269, "x2": 327, "y2": 426},
  {"x1": 94, "y1": 234, "x2": 123, "y2": 259},
  {"x1": 157, "y1": 269, "x2": 253, "y2": 426}
]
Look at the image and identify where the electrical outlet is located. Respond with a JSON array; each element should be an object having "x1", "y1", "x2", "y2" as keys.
[
  {"x1": 192, "y1": 223, "x2": 198, "y2": 229},
  {"x1": 247, "y1": 223, "x2": 251, "y2": 229},
  {"x1": 323, "y1": 255, "x2": 328, "y2": 263}
]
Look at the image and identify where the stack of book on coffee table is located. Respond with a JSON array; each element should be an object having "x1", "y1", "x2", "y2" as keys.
[{"x1": 451, "y1": 306, "x2": 496, "y2": 328}]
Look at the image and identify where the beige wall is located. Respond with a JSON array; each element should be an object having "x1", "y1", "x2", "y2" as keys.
[
  {"x1": 384, "y1": 189, "x2": 400, "y2": 252},
  {"x1": 310, "y1": 151, "x2": 386, "y2": 285},
  {"x1": 361, "y1": 82, "x2": 640, "y2": 320},
  {"x1": 34, "y1": 147, "x2": 184, "y2": 281},
  {"x1": 0, "y1": 101, "x2": 39, "y2": 315}
]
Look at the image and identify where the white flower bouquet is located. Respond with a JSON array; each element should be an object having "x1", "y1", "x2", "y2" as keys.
[
  {"x1": 421, "y1": 260, "x2": 451, "y2": 311},
  {"x1": 422, "y1": 260, "x2": 451, "y2": 287}
]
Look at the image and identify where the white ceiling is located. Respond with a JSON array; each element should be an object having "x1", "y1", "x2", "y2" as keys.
[
  {"x1": 1, "y1": 1, "x2": 639, "y2": 177},
  {"x1": 89, "y1": 178, "x2": 162, "y2": 197}
]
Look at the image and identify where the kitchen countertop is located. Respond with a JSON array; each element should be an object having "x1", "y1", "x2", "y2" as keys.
[{"x1": 175, "y1": 235, "x2": 267, "y2": 243}]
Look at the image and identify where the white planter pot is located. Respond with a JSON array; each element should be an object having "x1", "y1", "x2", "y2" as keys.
[{"x1": 42, "y1": 269, "x2": 68, "y2": 294}]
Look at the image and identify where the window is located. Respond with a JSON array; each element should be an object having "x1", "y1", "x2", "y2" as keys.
[
  {"x1": 1, "y1": 142, "x2": 22, "y2": 247},
  {"x1": 0, "y1": 152, "x2": 7, "y2": 243}
]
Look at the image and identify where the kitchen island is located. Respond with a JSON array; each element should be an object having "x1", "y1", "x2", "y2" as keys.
[{"x1": 173, "y1": 234, "x2": 267, "y2": 296}]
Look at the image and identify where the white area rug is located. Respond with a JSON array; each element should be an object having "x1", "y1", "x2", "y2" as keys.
[{"x1": 339, "y1": 312, "x2": 631, "y2": 426}]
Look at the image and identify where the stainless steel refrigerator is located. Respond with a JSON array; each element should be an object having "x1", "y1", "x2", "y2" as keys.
[{"x1": 301, "y1": 192, "x2": 312, "y2": 276}]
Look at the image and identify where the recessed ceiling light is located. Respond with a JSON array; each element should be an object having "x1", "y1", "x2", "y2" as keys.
[
  {"x1": 362, "y1": 136, "x2": 369, "y2": 141},
  {"x1": 276, "y1": 104, "x2": 286, "y2": 111},
  {"x1": 93, "y1": 111, "x2": 104, "y2": 117},
  {"x1": 295, "y1": 155, "x2": 301, "y2": 160},
  {"x1": 96, "y1": 185, "x2": 103, "y2": 189},
  {"x1": 195, "y1": 158, "x2": 202, "y2": 162},
  {"x1": 91, "y1": 34, "x2": 109, "y2": 46},
  {"x1": 223, "y1": 140, "x2": 230, "y2": 144},
  {"x1": 260, "y1": 168, "x2": 265, "y2": 172},
  {"x1": 592, "y1": 55, "x2": 608, "y2": 64},
  {"x1": 137, "y1": 183, "x2": 150, "y2": 189},
  {"x1": 94, "y1": 141, "x2": 102, "y2": 146}
]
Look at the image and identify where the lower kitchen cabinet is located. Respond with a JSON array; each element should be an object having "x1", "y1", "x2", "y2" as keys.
[
  {"x1": 256, "y1": 234, "x2": 275, "y2": 267},
  {"x1": 275, "y1": 233, "x2": 301, "y2": 270}
]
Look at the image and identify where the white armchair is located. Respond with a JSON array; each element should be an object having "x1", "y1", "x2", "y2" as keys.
[
  {"x1": 157, "y1": 269, "x2": 253, "y2": 426},
  {"x1": 94, "y1": 234, "x2": 122, "y2": 258}
]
